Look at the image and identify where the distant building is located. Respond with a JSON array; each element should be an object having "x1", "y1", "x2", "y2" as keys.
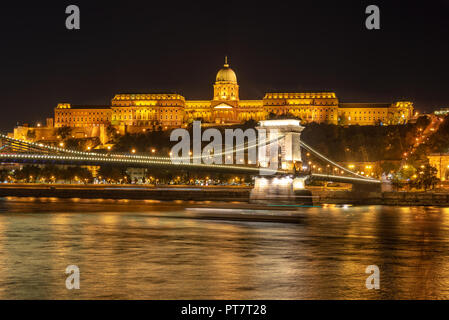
[
  {"x1": 428, "y1": 153, "x2": 449, "y2": 181},
  {"x1": 339, "y1": 102, "x2": 413, "y2": 126},
  {"x1": 434, "y1": 108, "x2": 449, "y2": 116},
  {"x1": 11, "y1": 58, "x2": 415, "y2": 144},
  {"x1": 52, "y1": 57, "x2": 414, "y2": 132},
  {"x1": 55, "y1": 104, "x2": 112, "y2": 129}
]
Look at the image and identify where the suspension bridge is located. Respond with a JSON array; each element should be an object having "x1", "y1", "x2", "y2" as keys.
[{"x1": 0, "y1": 119, "x2": 383, "y2": 200}]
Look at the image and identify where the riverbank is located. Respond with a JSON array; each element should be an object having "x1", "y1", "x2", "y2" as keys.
[
  {"x1": 312, "y1": 190, "x2": 449, "y2": 206},
  {"x1": 0, "y1": 184, "x2": 251, "y2": 202},
  {"x1": 1, "y1": 184, "x2": 449, "y2": 206}
]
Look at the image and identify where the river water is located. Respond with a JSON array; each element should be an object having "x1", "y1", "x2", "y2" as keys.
[{"x1": 0, "y1": 197, "x2": 448, "y2": 299}]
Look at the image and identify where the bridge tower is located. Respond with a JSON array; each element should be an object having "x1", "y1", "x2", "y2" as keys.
[
  {"x1": 256, "y1": 119, "x2": 304, "y2": 172},
  {"x1": 251, "y1": 119, "x2": 311, "y2": 204}
]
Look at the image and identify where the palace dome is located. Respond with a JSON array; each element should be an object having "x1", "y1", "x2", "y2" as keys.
[{"x1": 216, "y1": 57, "x2": 237, "y2": 83}]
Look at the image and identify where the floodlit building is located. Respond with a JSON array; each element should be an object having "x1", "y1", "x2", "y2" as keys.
[
  {"x1": 52, "y1": 57, "x2": 414, "y2": 131},
  {"x1": 428, "y1": 153, "x2": 449, "y2": 181}
]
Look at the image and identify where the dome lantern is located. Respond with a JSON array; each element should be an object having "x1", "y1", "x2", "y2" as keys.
[{"x1": 215, "y1": 56, "x2": 237, "y2": 83}]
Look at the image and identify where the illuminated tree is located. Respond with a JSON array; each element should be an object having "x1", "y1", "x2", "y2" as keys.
[
  {"x1": 398, "y1": 165, "x2": 417, "y2": 180},
  {"x1": 56, "y1": 126, "x2": 73, "y2": 140},
  {"x1": 26, "y1": 130, "x2": 36, "y2": 140},
  {"x1": 414, "y1": 164, "x2": 440, "y2": 191},
  {"x1": 338, "y1": 114, "x2": 348, "y2": 126}
]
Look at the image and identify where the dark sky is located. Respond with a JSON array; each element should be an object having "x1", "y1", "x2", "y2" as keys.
[{"x1": 1, "y1": 0, "x2": 449, "y2": 131}]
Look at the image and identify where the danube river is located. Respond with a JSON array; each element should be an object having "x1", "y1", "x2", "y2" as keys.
[{"x1": 0, "y1": 197, "x2": 449, "y2": 299}]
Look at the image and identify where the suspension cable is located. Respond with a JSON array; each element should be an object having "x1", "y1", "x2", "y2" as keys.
[
  {"x1": 0, "y1": 133, "x2": 284, "y2": 163},
  {"x1": 300, "y1": 140, "x2": 379, "y2": 181}
]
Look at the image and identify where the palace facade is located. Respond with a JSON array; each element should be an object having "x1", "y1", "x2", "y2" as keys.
[{"x1": 54, "y1": 58, "x2": 414, "y2": 131}]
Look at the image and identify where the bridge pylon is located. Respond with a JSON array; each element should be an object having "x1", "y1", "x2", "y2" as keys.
[
  {"x1": 256, "y1": 119, "x2": 304, "y2": 172},
  {"x1": 250, "y1": 119, "x2": 311, "y2": 204}
]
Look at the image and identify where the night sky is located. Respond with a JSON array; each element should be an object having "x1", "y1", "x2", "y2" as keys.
[{"x1": 1, "y1": 0, "x2": 449, "y2": 131}]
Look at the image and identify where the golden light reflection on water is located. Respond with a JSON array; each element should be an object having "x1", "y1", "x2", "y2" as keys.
[
  {"x1": 1, "y1": 198, "x2": 449, "y2": 299},
  {"x1": 0, "y1": 216, "x2": 6, "y2": 297}
]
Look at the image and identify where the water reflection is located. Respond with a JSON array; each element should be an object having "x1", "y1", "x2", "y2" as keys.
[{"x1": 0, "y1": 197, "x2": 449, "y2": 299}]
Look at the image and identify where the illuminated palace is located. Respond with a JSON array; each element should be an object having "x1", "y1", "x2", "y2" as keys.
[{"x1": 54, "y1": 58, "x2": 413, "y2": 132}]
